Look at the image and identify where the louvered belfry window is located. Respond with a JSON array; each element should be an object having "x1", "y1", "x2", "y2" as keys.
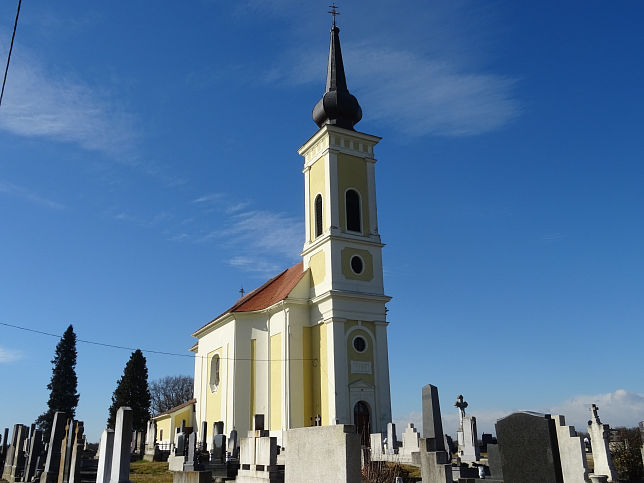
[
  {"x1": 346, "y1": 189, "x2": 361, "y2": 232},
  {"x1": 315, "y1": 194, "x2": 323, "y2": 237}
]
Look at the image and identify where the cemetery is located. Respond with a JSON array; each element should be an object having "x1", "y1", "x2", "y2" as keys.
[
  {"x1": 1, "y1": 383, "x2": 642, "y2": 482},
  {"x1": 0, "y1": 4, "x2": 643, "y2": 483}
]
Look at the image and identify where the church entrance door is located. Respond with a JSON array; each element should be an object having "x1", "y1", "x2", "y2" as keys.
[{"x1": 353, "y1": 400, "x2": 371, "y2": 446}]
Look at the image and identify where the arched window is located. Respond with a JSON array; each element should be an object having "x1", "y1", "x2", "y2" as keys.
[
  {"x1": 210, "y1": 354, "x2": 220, "y2": 392},
  {"x1": 346, "y1": 189, "x2": 361, "y2": 233},
  {"x1": 314, "y1": 194, "x2": 323, "y2": 238}
]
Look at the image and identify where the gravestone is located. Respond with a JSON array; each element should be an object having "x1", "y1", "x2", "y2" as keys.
[
  {"x1": 110, "y1": 406, "x2": 133, "y2": 483},
  {"x1": 370, "y1": 433, "x2": 384, "y2": 459},
  {"x1": 40, "y1": 412, "x2": 67, "y2": 483},
  {"x1": 211, "y1": 422, "x2": 226, "y2": 464},
  {"x1": 24, "y1": 428, "x2": 44, "y2": 482},
  {"x1": 227, "y1": 429, "x2": 239, "y2": 459},
  {"x1": 587, "y1": 404, "x2": 617, "y2": 482},
  {"x1": 5, "y1": 423, "x2": 28, "y2": 482},
  {"x1": 419, "y1": 385, "x2": 452, "y2": 483},
  {"x1": 0, "y1": 427, "x2": 8, "y2": 470},
  {"x1": 386, "y1": 422, "x2": 398, "y2": 454},
  {"x1": 496, "y1": 411, "x2": 563, "y2": 483},
  {"x1": 486, "y1": 443, "x2": 502, "y2": 480},
  {"x1": 143, "y1": 420, "x2": 157, "y2": 462},
  {"x1": 253, "y1": 415, "x2": 265, "y2": 432},
  {"x1": 58, "y1": 418, "x2": 76, "y2": 483},
  {"x1": 421, "y1": 385, "x2": 445, "y2": 451},
  {"x1": 96, "y1": 429, "x2": 115, "y2": 483},
  {"x1": 183, "y1": 432, "x2": 201, "y2": 471},
  {"x1": 418, "y1": 438, "x2": 453, "y2": 483},
  {"x1": 454, "y1": 394, "x2": 480, "y2": 463},
  {"x1": 639, "y1": 421, "x2": 644, "y2": 467},
  {"x1": 401, "y1": 423, "x2": 419, "y2": 459},
  {"x1": 67, "y1": 421, "x2": 84, "y2": 483},
  {"x1": 168, "y1": 427, "x2": 187, "y2": 472},
  {"x1": 550, "y1": 414, "x2": 589, "y2": 483},
  {"x1": 199, "y1": 421, "x2": 208, "y2": 451},
  {"x1": 285, "y1": 425, "x2": 359, "y2": 483}
]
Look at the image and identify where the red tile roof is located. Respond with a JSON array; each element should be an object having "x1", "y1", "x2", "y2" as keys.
[{"x1": 193, "y1": 261, "x2": 305, "y2": 335}]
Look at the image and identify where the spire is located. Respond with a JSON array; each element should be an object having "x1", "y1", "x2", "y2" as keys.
[{"x1": 312, "y1": 9, "x2": 362, "y2": 130}]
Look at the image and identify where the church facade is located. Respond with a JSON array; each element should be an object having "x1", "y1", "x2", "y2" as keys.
[{"x1": 191, "y1": 20, "x2": 392, "y2": 444}]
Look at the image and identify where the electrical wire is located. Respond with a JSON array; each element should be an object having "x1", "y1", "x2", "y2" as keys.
[
  {"x1": 0, "y1": 0, "x2": 22, "y2": 108},
  {"x1": 0, "y1": 321, "x2": 318, "y2": 363}
]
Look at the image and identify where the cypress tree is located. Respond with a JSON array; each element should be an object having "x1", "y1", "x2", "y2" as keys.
[
  {"x1": 36, "y1": 324, "x2": 80, "y2": 439},
  {"x1": 108, "y1": 349, "x2": 151, "y2": 430}
]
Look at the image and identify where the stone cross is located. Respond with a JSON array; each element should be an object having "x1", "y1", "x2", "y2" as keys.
[
  {"x1": 314, "y1": 415, "x2": 321, "y2": 426},
  {"x1": 454, "y1": 395, "x2": 468, "y2": 423}
]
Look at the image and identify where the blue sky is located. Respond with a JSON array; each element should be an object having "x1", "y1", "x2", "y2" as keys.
[{"x1": 1, "y1": 1, "x2": 643, "y2": 442}]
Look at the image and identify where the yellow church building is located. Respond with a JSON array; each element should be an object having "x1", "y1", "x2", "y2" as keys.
[{"x1": 191, "y1": 19, "x2": 392, "y2": 445}]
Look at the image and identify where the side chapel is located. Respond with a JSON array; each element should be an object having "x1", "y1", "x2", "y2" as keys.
[{"x1": 191, "y1": 17, "x2": 393, "y2": 444}]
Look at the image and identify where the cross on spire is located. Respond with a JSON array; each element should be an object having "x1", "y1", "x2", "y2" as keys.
[{"x1": 328, "y1": 3, "x2": 340, "y2": 27}]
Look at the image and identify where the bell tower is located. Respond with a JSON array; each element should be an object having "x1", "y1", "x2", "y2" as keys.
[{"x1": 298, "y1": 15, "x2": 392, "y2": 433}]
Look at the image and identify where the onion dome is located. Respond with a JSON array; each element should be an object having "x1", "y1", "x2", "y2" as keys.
[{"x1": 312, "y1": 24, "x2": 362, "y2": 130}]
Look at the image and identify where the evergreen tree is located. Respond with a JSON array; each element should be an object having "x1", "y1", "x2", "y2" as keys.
[
  {"x1": 107, "y1": 349, "x2": 151, "y2": 431},
  {"x1": 35, "y1": 324, "x2": 80, "y2": 439}
]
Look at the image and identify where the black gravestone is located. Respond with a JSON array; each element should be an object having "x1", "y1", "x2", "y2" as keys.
[
  {"x1": 486, "y1": 443, "x2": 503, "y2": 479},
  {"x1": 496, "y1": 411, "x2": 563, "y2": 483},
  {"x1": 421, "y1": 384, "x2": 445, "y2": 451}
]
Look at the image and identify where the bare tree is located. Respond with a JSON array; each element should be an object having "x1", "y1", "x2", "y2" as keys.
[{"x1": 149, "y1": 375, "x2": 194, "y2": 415}]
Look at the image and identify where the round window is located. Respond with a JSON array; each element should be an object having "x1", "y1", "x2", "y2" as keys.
[
  {"x1": 350, "y1": 255, "x2": 364, "y2": 275},
  {"x1": 353, "y1": 336, "x2": 367, "y2": 353}
]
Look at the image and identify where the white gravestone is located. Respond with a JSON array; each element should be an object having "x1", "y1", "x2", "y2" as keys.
[
  {"x1": 109, "y1": 406, "x2": 133, "y2": 483},
  {"x1": 95, "y1": 429, "x2": 115, "y2": 483},
  {"x1": 550, "y1": 414, "x2": 589, "y2": 483},
  {"x1": 454, "y1": 394, "x2": 480, "y2": 463},
  {"x1": 587, "y1": 404, "x2": 617, "y2": 482}
]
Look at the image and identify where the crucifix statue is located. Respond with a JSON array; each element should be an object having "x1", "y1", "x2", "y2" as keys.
[
  {"x1": 454, "y1": 394, "x2": 468, "y2": 423},
  {"x1": 590, "y1": 403, "x2": 601, "y2": 424}
]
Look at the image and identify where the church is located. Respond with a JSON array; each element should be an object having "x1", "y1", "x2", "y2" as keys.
[{"x1": 190, "y1": 17, "x2": 392, "y2": 444}]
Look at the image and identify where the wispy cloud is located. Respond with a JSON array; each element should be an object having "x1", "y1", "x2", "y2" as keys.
[
  {"x1": 267, "y1": 43, "x2": 519, "y2": 137},
  {"x1": 0, "y1": 46, "x2": 137, "y2": 157},
  {"x1": 210, "y1": 210, "x2": 302, "y2": 258},
  {"x1": 541, "y1": 232, "x2": 565, "y2": 242},
  {"x1": 193, "y1": 206, "x2": 302, "y2": 275},
  {"x1": 228, "y1": 256, "x2": 282, "y2": 276},
  {"x1": 0, "y1": 346, "x2": 22, "y2": 363},
  {"x1": 0, "y1": 179, "x2": 65, "y2": 210},
  {"x1": 193, "y1": 193, "x2": 225, "y2": 205}
]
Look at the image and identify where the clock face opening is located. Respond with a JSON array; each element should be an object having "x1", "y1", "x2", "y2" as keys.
[{"x1": 350, "y1": 255, "x2": 364, "y2": 275}]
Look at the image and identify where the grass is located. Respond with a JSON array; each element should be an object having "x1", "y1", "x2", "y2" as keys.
[{"x1": 129, "y1": 460, "x2": 173, "y2": 483}]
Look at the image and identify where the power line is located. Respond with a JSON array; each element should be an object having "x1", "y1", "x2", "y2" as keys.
[
  {"x1": 0, "y1": 0, "x2": 22, "y2": 108},
  {"x1": 0, "y1": 321, "x2": 318, "y2": 363}
]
